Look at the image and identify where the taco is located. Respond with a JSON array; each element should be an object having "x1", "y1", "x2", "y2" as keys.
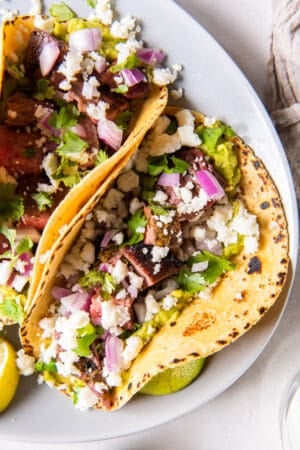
[
  {"x1": 20, "y1": 107, "x2": 289, "y2": 411},
  {"x1": 0, "y1": 3, "x2": 172, "y2": 325}
]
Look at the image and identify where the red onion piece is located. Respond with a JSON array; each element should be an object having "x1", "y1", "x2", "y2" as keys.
[
  {"x1": 97, "y1": 119, "x2": 123, "y2": 150},
  {"x1": 60, "y1": 292, "x2": 91, "y2": 312},
  {"x1": 100, "y1": 230, "x2": 115, "y2": 248},
  {"x1": 136, "y1": 47, "x2": 165, "y2": 65},
  {"x1": 71, "y1": 123, "x2": 87, "y2": 139},
  {"x1": 51, "y1": 286, "x2": 72, "y2": 301},
  {"x1": 38, "y1": 110, "x2": 60, "y2": 136},
  {"x1": 90, "y1": 296, "x2": 102, "y2": 326},
  {"x1": 39, "y1": 40, "x2": 60, "y2": 76},
  {"x1": 105, "y1": 334, "x2": 124, "y2": 372},
  {"x1": 121, "y1": 68, "x2": 145, "y2": 87},
  {"x1": 158, "y1": 172, "x2": 180, "y2": 187},
  {"x1": 69, "y1": 28, "x2": 102, "y2": 53},
  {"x1": 195, "y1": 170, "x2": 225, "y2": 200},
  {"x1": 99, "y1": 263, "x2": 108, "y2": 272},
  {"x1": 94, "y1": 56, "x2": 107, "y2": 74},
  {"x1": 18, "y1": 252, "x2": 34, "y2": 276}
]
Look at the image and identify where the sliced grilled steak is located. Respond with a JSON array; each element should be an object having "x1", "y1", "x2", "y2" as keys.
[
  {"x1": 0, "y1": 125, "x2": 44, "y2": 176},
  {"x1": 123, "y1": 244, "x2": 183, "y2": 287},
  {"x1": 143, "y1": 206, "x2": 182, "y2": 249},
  {"x1": 5, "y1": 92, "x2": 50, "y2": 127}
]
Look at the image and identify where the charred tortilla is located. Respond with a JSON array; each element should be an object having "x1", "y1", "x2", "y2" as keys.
[{"x1": 20, "y1": 108, "x2": 289, "y2": 411}]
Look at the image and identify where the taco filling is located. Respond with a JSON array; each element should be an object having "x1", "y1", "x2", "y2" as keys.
[
  {"x1": 28, "y1": 108, "x2": 263, "y2": 410},
  {"x1": 0, "y1": 2, "x2": 175, "y2": 324}
]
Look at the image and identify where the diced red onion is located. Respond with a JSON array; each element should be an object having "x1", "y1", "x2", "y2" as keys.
[
  {"x1": 121, "y1": 68, "x2": 145, "y2": 87},
  {"x1": 99, "y1": 263, "x2": 108, "y2": 272},
  {"x1": 97, "y1": 119, "x2": 123, "y2": 150},
  {"x1": 157, "y1": 172, "x2": 180, "y2": 187},
  {"x1": 60, "y1": 292, "x2": 91, "y2": 312},
  {"x1": 38, "y1": 111, "x2": 60, "y2": 136},
  {"x1": 51, "y1": 286, "x2": 72, "y2": 301},
  {"x1": 94, "y1": 56, "x2": 107, "y2": 74},
  {"x1": 18, "y1": 252, "x2": 34, "y2": 276},
  {"x1": 100, "y1": 230, "x2": 115, "y2": 248},
  {"x1": 71, "y1": 123, "x2": 87, "y2": 139},
  {"x1": 133, "y1": 302, "x2": 146, "y2": 323},
  {"x1": 136, "y1": 47, "x2": 165, "y2": 65},
  {"x1": 105, "y1": 334, "x2": 124, "y2": 372},
  {"x1": 195, "y1": 170, "x2": 225, "y2": 200},
  {"x1": 39, "y1": 40, "x2": 60, "y2": 76},
  {"x1": 69, "y1": 28, "x2": 102, "y2": 53}
]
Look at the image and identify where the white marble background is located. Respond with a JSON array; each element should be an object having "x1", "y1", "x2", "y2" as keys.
[{"x1": 3, "y1": 1, "x2": 300, "y2": 449}]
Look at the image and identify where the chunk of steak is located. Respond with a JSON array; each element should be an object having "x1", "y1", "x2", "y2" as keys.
[
  {"x1": 0, "y1": 126, "x2": 44, "y2": 176},
  {"x1": 123, "y1": 244, "x2": 183, "y2": 287},
  {"x1": 124, "y1": 82, "x2": 149, "y2": 100},
  {"x1": 143, "y1": 206, "x2": 182, "y2": 249},
  {"x1": 5, "y1": 92, "x2": 50, "y2": 127}
]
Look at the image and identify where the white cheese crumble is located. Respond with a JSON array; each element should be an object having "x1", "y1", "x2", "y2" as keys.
[
  {"x1": 144, "y1": 294, "x2": 160, "y2": 321},
  {"x1": 151, "y1": 246, "x2": 169, "y2": 263},
  {"x1": 89, "y1": 0, "x2": 113, "y2": 25},
  {"x1": 75, "y1": 386, "x2": 98, "y2": 411},
  {"x1": 122, "y1": 335, "x2": 143, "y2": 364},
  {"x1": 16, "y1": 350, "x2": 36, "y2": 376},
  {"x1": 162, "y1": 294, "x2": 177, "y2": 310},
  {"x1": 110, "y1": 15, "x2": 138, "y2": 39},
  {"x1": 101, "y1": 300, "x2": 130, "y2": 332},
  {"x1": 152, "y1": 64, "x2": 182, "y2": 86}
]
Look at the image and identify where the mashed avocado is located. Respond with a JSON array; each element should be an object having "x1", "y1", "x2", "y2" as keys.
[{"x1": 0, "y1": 285, "x2": 25, "y2": 324}]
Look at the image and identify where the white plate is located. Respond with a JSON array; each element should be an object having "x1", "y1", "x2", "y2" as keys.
[{"x1": 0, "y1": 0, "x2": 298, "y2": 443}]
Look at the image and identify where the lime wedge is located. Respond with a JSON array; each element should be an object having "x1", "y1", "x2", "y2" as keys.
[
  {"x1": 0, "y1": 338, "x2": 20, "y2": 413},
  {"x1": 140, "y1": 358, "x2": 205, "y2": 395}
]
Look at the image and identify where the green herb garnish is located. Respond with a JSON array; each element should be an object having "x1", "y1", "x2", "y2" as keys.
[
  {"x1": 0, "y1": 183, "x2": 24, "y2": 222},
  {"x1": 32, "y1": 192, "x2": 54, "y2": 212},
  {"x1": 49, "y1": 2, "x2": 76, "y2": 22},
  {"x1": 148, "y1": 155, "x2": 189, "y2": 176}
]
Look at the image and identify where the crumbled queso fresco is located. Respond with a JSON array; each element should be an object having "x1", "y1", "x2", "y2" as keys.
[{"x1": 27, "y1": 108, "x2": 260, "y2": 411}]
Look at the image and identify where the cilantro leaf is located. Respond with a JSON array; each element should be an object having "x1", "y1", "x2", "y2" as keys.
[
  {"x1": 125, "y1": 209, "x2": 147, "y2": 245},
  {"x1": 16, "y1": 237, "x2": 33, "y2": 255},
  {"x1": 35, "y1": 359, "x2": 57, "y2": 373},
  {"x1": 0, "y1": 223, "x2": 16, "y2": 252},
  {"x1": 49, "y1": 2, "x2": 76, "y2": 22},
  {"x1": 32, "y1": 192, "x2": 54, "y2": 212},
  {"x1": 5, "y1": 58, "x2": 24, "y2": 80},
  {"x1": 0, "y1": 183, "x2": 24, "y2": 222},
  {"x1": 0, "y1": 295, "x2": 25, "y2": 324},
  {"x1": 74, "y1": 323, "x2": 101, "y2": 357},
  {"x1": 96, "y1": 150, "x2": 109, "y2": 166},
  {"x1": 34, "y1": 79, "x2": 56, "y2": 101},
  {"x1": 49, "y1": 105, "x2": 79, "y2": 129},
  {"x1": 56, "y1": 130, "x2": 88, "y2": 157},
  {"x1": 112, "y1": 84, "x2": 129, "y2": 94},
  {"x1": 79, "y1": 270, "x2": 117, "y2": 298},
  {"x1": 115, "y1": 111, "x2": 133, "y2": 130},
  {"x1": 148, "y1": 155, "x2": 189, "y2": 176},
  {"x1": 54, "y1": 158, "x2": 81, "y2": 188},
  {"x1": 110, "y1": 54, "x2": 140, "y2": 73},
  {"x1": 177, "y1": 270, "x2": 206, "y2": 293},
  {"x1": 188, "y1": 251, "x2": 236, "y2": 284}
]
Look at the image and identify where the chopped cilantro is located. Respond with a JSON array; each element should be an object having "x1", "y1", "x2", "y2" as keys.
[
  {"x1": 125, "y1": 209, "x2": 147, "y2": 246},
  {"x1": 49, "y1": 105, "x2": 79, "y2": 129},
  {"x1": 150, "y1": 204, "x2": 170, "y2": 216},
  {"x1": 96, "y1": 150, "x2": 109, "y2": 166},
  {"x1": 0, "y1": 183, "x2": 24, "y2": 222},
  {"x1": 74, "y1": 323, "x2": 103, "y2": 357},
  {"x1": 115, "y1": 111, "x2": 133, "y2": 130},
  {"x1": 112, "y1": 84, "x2": 129, "y2": 94},
  {"x1": 34, "y1": 79, "x2": 56, "y2": 101},
  {"x1": 177, "y1": 270, "x2": 206, "y2": 293},
  {"x1": 0, "y1": 295, "x2": 25, "y2": 324},
  {"x1": 35, "y1": 359, "x2": 57, "y2": 373},
  {"x1": 165, "y1": 117, "x2": 178, "y2": 135},
  {"x1": 54, "y1": 158, "x2": 81, "y2": 188},
  {"x1": 5, "y1": 58, "x2": 24, "y2": 80},
  {"x1": 22, "y1": 148, "x2": 36, "y2": 159},
  {"x1": 56, "y1": 130, "x2": 88, "y2": 157},
  {"x1": 110, "y1": 54, "x2": 140, "y2": 73},
  {"x1": 16, "y1": 236, "x2": 33, "y2": 255},
  {"x1": 79, "y1": 270, "x2": 117, "y2": 298},
  {"x1": 148, "y1": 155, "x2": 189, "y2": 176},
  {"x1": 49, "y1": 2, "x2": 76, "y2": 22},
  {"x1": 32, "y1": 192, "x2": 54, "y2": 212},
  {"x1": 189, "y1": 251, "x2": 236, "y2": 284}
]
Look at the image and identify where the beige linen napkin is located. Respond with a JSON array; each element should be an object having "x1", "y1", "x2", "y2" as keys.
[{"x1": 268, "y1": 0, "x2": 300, "y2": 207}]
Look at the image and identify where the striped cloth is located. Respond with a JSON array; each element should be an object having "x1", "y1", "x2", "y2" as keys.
[{"x1": 267, "y1": 0, "x2": 300, "y2": 206}]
